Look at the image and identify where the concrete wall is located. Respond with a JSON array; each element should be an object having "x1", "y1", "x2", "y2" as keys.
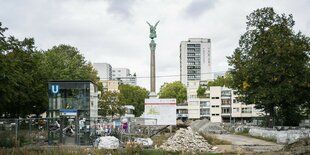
[{"x1": 249, "y1": 127, "x2": 310, "y2": 144}]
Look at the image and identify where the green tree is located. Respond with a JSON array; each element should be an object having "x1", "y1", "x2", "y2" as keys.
[
  {"x1": 158, "y1": 81, "x2": 187, "y2": 104},
  {"x1": 0, "y1": 22, "x2": 102, "y2": 117},
  {"x1": 227, "y1": 8, "x2": 310, "y2": 126},
  {"x1": 40, "y1": 44, "x2": 102, "y2": 90},
  {"x1": 208, "y1": 72, "x2": 233, "y2": 87},
  {"x1": 197, "y1": 85, "x2": 207, "y2": 98},
  {"x1": 41, "y1": 45, "x2": 96, "y2": 80},
  {"x1": 119, "y1": 84, "x2": 149, "y2": 116},
  {"x1": 98, "y1": 91, "x2": 124, "y2": 118},
  {"x1": 0, "y1": 22, "x2": 47, "y2": 117}
]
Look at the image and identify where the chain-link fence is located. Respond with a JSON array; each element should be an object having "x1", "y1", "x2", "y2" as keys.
[
  {"x1": 0, "y1": 117, "x2": 159, "y2": 147},
  {"x1": 0, "y1": 118, "x2": 48, "y2": 147}
]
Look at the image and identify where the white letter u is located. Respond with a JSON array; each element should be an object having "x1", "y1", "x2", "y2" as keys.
[{"x1": 52, "y1": 85, "x2": 59, "y2": 94}]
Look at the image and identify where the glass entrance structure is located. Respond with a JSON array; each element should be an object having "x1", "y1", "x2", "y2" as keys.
[{"x1": 47, "y1": 80, "x2": 98, "y2": 145}]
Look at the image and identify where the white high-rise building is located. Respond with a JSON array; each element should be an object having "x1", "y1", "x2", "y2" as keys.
[
  {"x1": 180, "y1": 38, "x2": 212, "y2": 86},
  {"x1": 93, "y1": 63, "x2": 112, "y2": 80},
  {"x1": 112, "y1": 68, "x2": 137, "y2": 86}
]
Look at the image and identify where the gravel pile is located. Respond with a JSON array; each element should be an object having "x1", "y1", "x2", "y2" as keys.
[
  {"x1": 160, "y1": 127, "x2": 214, "y2": 152},
  {"x1": 190, "y1": 119, "x2": 227, "y2": 134}
]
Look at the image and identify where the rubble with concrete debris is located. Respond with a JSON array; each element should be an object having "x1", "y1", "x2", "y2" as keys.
[
  {"x1": 283, "y1": 138, "x2": 310, "y2": 154},
  {"x1": 94, "y1": 136, "x2": 119, "y2": 149},
  {"x1": 160, "y1": 127, "x2": 214, "y2": 152},
  {"x1": 190, "y1": 119, "x2": 227, "y2": 134},
  {"x1": 134, "y1": 138, "x2": 153, "y2": 147},
  {"x1": 249, "y1": 128, "x2": 310, "y2": 144}
]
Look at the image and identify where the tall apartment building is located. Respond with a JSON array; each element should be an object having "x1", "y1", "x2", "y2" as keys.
[
  {"x1": 93, "y1": 63, "x2": 112, "y2": 80},
  {"x1": 112, "y1": 68, "x2": 137, "y2": 86},
  {"x1": 177, "y1": 81, "x2": 263, "y2": 123},
  {"x1": 180, "y1": 38, "x2": 212, "y2": 86}
]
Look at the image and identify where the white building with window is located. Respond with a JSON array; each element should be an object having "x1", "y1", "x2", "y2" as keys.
[
  {"x1": 180, "y1": 38, "x2": 212, "y2": 86},
  {"x1": 112, "y1": 68, "x2": 137, "y2": 86},
  {"x1": 93, "y1": 63, "x2": 112, "y2": 80},
  {"x1": 177, "y1": 81, "x2": 263, "y2": 123}
]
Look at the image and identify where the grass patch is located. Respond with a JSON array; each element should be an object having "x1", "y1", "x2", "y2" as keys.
[
  {"x1": 234, "y1": 128, "x2": 250, "y2": 136},
  {"x1": 151, "y1": 133, "x2": 171, "y2": 146},
  {"x1": 0, "y1": 147, "x2": 238, "y2": 155},
  {"x1": 200, "y1": 133, "x2": 231, "y2": 145},
  {"x1": 248, "y1": 135, "x2": 277, "y2": 143}
]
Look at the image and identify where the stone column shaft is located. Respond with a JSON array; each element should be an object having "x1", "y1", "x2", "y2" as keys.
[{"x1": 150, "y1": 40, "x2": 156, "y2": 93}]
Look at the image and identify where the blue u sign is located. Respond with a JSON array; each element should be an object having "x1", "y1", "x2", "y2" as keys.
[{"x1": 51, "y1": 85, "x2": 59, "y2": 94}]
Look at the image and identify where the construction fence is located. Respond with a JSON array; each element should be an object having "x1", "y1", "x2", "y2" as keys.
[{"x1": 0, "y1": 117, "x2": 159, "y2": 147}]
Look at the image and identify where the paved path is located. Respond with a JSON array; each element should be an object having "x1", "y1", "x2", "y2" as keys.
[{"x1": 215, "y1": 134, "x2": 284, "y2": 153}]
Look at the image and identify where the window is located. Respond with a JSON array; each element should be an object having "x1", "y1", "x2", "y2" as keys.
[
  {"x1": 211, "y1": 97, "x2": 219, "y2": 99},
  {"x1": 221, "y1": 99, "x2": 231, "y2": 105},
  {"x1": 221, "y1": 108, "x2": 230, "y2": 114},
  {"x1": 233, "y1": 108, "x2": 239, "y2": 112},
  {"x1": 200, "y1": 109, "x2": 210, "y2": 115},
  {"x1": 189, "y1": 95, "x2": 197, "y2": 99},
  {"x1": 211, "y1": 114, "x2": 219, "y2": 116},
  {"x1": 221, "y1": 90, "x2": 231, "y2": 97},
  {"x1": 241, "y1": 107, "x2": 252, "y2": 113},
  {"x1": 211, "y1": 105, "x2": 219, "y2": 108}
]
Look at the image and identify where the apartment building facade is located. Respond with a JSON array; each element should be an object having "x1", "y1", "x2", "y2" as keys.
[
  {"x1": 180, "y1": 38, "x2": 212, "y2": 86},
  {"x1": 112, "y1": 68, "x2": 137, "y2": 86},
  {"x1": 93, "y1": 63, "x2": 112, "y2": 80},
  {"x1": 177, "y1": 81, "x2": 263, "y2": 123}
]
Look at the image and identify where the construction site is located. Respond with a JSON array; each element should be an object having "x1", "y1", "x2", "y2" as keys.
[{"x1": 1, "y1": 117, "x2": 309, "y2": 155}]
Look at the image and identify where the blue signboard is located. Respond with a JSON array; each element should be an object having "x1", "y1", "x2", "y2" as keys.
[
  {"x1": 51, "y1": 85, "x2": 59, "y2": 94},
  {"x1": 59, "y1": 109, "x2": 77, "y2": 116}
]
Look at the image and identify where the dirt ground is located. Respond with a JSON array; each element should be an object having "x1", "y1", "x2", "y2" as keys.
[{"x1": 214, "y1": 134, "x2": 284, "y2": 154}]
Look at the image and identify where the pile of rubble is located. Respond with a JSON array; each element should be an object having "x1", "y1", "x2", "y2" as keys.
[
  {"x1": 160, "y1": 127, "x2": 214, "y2": 152},
  {"x1": 94, "y1": 136, "x2": 119, "y2": 149},
  {"x1": 190, "y1": 119, "x2": 227, "y2": 134}
]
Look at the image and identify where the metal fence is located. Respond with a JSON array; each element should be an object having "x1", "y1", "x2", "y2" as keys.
[{"x1": 0, "y1": 117, "x2": 158, "y2": 147}]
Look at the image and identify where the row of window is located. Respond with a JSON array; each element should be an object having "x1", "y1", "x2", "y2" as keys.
[
  {"x1": 188, "y1": 75, "x2": 200, "y2": 79},
  {"x1": 187, "y1": 66, "x2": 200, "y2": 69},
  {"x1": 187, "y1": 53, "x2": 200, "y2": 56},
  {"x1": 187, "y1": 48, "x2": 201, "y2": 52},
  {"x1": 187, "y1": 57, "x2": 201, "y2": 61},
  {"x1": 187, "y1": 44, "x2": 201, "y2": 47},
  {"x1": 187, "y1": 62, "x2": 201, "y2": 65}
]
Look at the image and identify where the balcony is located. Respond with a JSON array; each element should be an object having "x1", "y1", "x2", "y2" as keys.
[
  {"x1": 200, "y1": 113, "x2": 210, "y2": 117},
  {"x1": 221, "y1": 91, "x2": 231, "y2": 99},
  {"x1": 200, "y1": 103, "x2": 210, "y2": 108},
  {"x1": 221, "y1": 99, "x2": 231, "y2": 106},
  {"x1": 176, "y1": 114, "x2": 188, "y2": 118},
  {"x1": 221, "y1": 113, "x2": 231, "y2": 117}
]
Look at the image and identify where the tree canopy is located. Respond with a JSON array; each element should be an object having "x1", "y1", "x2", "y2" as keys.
[
  {"x1": 119, "y1": 84, "x2": 149, "y2": 116},
  {"x1": 98, "y1": 91, "x2": 124, "y2": 118},
  {"x1": 0, "y1": 22, "x2": 101, "y2": 117},
  {"x1": 227, "y1": 8, "x2": 310, "y2": 126},
  {"x1": 208, "y1": 72, "x2": 233, "y2": 88},
  {"x1": 158, "y1": 81, "x2": 187, "y2": 104},
  {"x1": 0, "y1": 22, "x2": 46, "y2": 117}
]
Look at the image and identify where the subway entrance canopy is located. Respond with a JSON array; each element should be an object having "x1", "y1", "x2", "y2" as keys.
[{"x1": 48, "y1": 80, "x2": 98, "y2": 145}]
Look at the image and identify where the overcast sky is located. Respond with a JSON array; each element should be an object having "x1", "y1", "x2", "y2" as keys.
[{"x1": 1, "y1": 0, "x2": 309, "y2": 92}]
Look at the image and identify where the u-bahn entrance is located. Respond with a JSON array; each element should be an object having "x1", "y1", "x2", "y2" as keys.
[{"x1": 47, "y1": 80, "x2": 98, "y2": 145}]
